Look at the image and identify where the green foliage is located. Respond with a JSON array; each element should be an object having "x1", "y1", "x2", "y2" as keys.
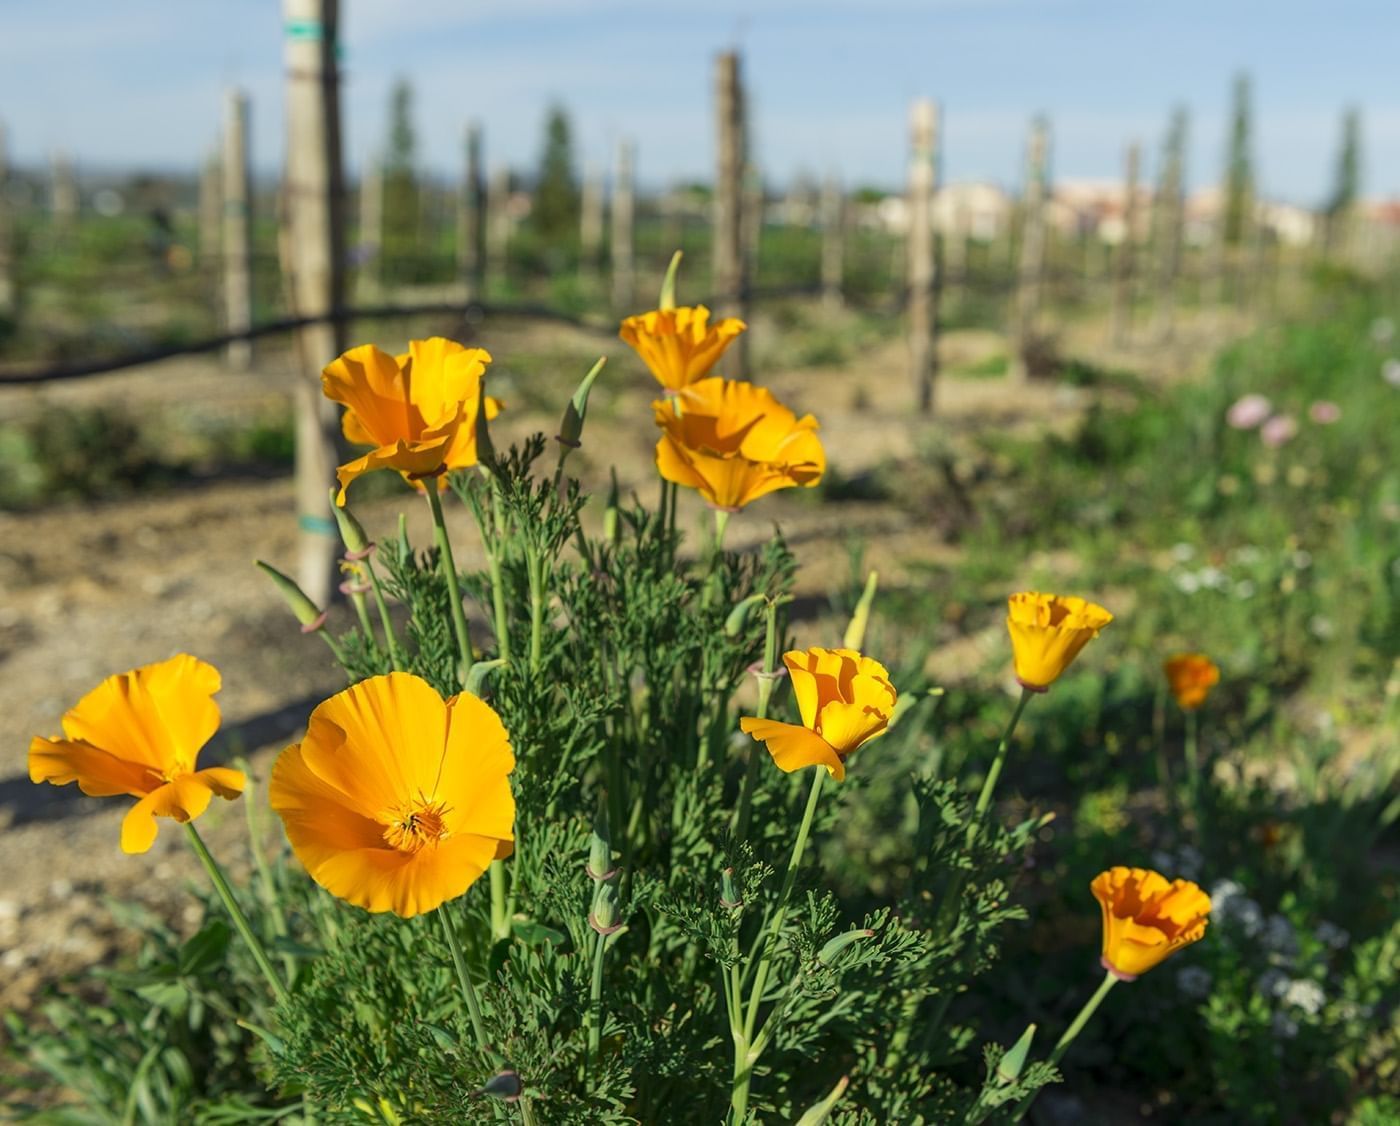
[
  {"x1": 532, "y1": 104, "x2": 579, "y2": 244},
  {"x1": 382, "y1": 78, "x2": 421, "y2": 284}
]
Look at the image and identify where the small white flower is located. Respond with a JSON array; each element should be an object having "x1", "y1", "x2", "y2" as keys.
[
  {"x1": 1171, "y1": 542, "x2": 1196, "y2": 563},
  {"x1": 1282, "y1": 979, "x2": 1325, "y2": 1015},
  {"x1": 1263, "y1": 914, "x2": 1299, "y2": 956},
  {"x1": 1175, "y1": 572, "x2": 1201, "y2": 594},
  {"x1": 1234, "y1": 580, "x2": 1257, "y2": 599},
  {"x1": 1309, "y1": 615, "x2": 1336, "y2": 639},
  {"x1": 1176, "y1": 965, "x2": 1213, "y2": 1000},
  {"x1": 1372, "y1": 316, "x2": 1396, "y2": 344},
  {"x1": 1272, "y1": 1011, "x2": 1299, "y2": 1040},
  {"x1": 1210, "y1": 878, "x2": 1245, "y2": 907},
  {"x1": 1291, "y1": 551, "x2": 1313, "y2": 570},
  {"x1": 1257, "y1": 968, "x2": 1289, "y2": 998},
  {"x1": 1384, "y1": 359, "x2": 1400, "y2": 388},
  {"x1": 1224, "y1": 897, "x2": 1264, "y2": 938},
  {"x1": 1232, "y1": 546, "x2": 1264, "y2": 565},
  {"x1": 1198, "y1": 566, "x2": 1227, "y2": 590}
]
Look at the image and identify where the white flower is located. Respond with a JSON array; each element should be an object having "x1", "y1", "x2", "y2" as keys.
[
  {"x1": 1257, "y1": 968, "x2": 1289, "y2": 998},
  {"x1": 1234, "y1": 580, "x2": 1257, "y2": 599},
  {"x1": 1198, "y1": 566, "x2": 1228, "y2": 590},
  {"x1": 1291, "y1": 551, "x2": 1313, "y2": 570},
  {"x1": 1231, "y1": 546, "x2": 1263, "y2": 565},
  {"x1": 1282, "y1": 979, "x2": 1325, "y2": 1015},
  {"x1": 1263, "y1": 914, "x2": 1299, "y2": 957},
  {"x1": 1175, "y1": 572, "x2": 1202, "y2": 594},
  {"x1": 1272, "y1": 1012, "x2": 1299, "y2": 1040},
  {"x1": 1176, "y1": 965, "x2": 1213, "y2": 1000},
  {"x1": 1384, "y1": 359, "x2": 1400, "y2": 388},
  {"x1": 1171, "y1": 542, "x2": 1197, "y2": 563}
]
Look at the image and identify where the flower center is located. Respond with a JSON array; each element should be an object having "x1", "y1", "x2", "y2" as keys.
[{"x1": 382, "y1": 800, "x2": 451, "y2": 853}]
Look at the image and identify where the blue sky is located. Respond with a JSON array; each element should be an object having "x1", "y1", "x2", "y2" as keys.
[{"x1": 3, "y1": 0, "x2": 1397, "y2": 204}]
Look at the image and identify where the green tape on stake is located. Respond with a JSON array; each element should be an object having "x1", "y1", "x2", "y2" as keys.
[
  {"x1": 298, "y1": 514, "x2": 339, "y2": 536},
  {"x1": 285, "y1": 18, "x2": 323, "y2": 40}
]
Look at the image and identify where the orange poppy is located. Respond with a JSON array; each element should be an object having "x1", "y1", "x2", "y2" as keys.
[
  {"x1": 1163, "y1": 653, "x2": 1220, "y2": 710},
  {"x1": 1006, "y1": 592, "x2": 1113, "y2": 691},
  {"x1": 1092, "y1": 866, "x2": 1211, "y2": 980},
  {"x1": 619, "y1": 305, "x2": 746, "y2": 393}
]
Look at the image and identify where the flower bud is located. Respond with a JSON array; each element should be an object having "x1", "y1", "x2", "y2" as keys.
[
  {"x1": 816, "y1": 927, "x2": 874, "y2": 966},
  {"x1": 464, "y1": 658, "x2": 506, "y2": 697},
  {"x1": 719, "y1": 867, "x2": 742, "y2": 910},
  {"x1": 255, "y1": 560, "x2": 325, "y2": 629},
  {"x1": 328, "y1": 487, "x2": 371, "y2": 555},
  {"x1": 842, "y1": 571, "x2": 879, "y2": 651},
  {"x1": 588, "y1": 802, "x2": 614, "y2": 882},
  {"x1": 997, "y1": 1022, "x2": 1037, "y2": 1083},
  {"x1": 659, "y1": 249, "x2": 683, "y2": 310},
  {"x1": 475, "y1": 1070, "x2": 523, "y2": 1102},
  {"x1": 602, "y1": 469, "x2": 620, "y2": 545},
  {"x1": 794, "y1": 1075, "x2": 849, "y2": 1125},
  {"x1": 725, "y1": 593, "x2": 767, "y2": 638},
  {"x1": 473, "y1": 388, "x2": 497, "y2": 469},
  {"x1": 556, "y1": 356, "x2": 606, "y2": 451},
  {"x1": 590, "y1": 881, "x2": 621, "y2": 933}
]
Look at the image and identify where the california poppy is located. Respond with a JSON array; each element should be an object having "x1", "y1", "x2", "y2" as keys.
[
  {"x1": 1092, "y1": 866, "x2": 1211, "y2": 980},
  {"x1": 1163, "y1": 653, "x2": 1220, "y2": 711},
  {"x1": 1006, "y1": 592, "x2": 1113, "y2": 691},
  {"x1": 323, "y1": 337, "x2": 502, "y2": 504},
  {"x1": 653, "y1": 377, "x2": 825, "y2": 511},
  {"x1": 740, "y1": 647, "x2": 896, "y2": 781},
  {"x1": 620, "y1": 305, "x2": 746, "y2": 393},
  {"x1": 29, "y1": 655, "x2": 245, "y2": 854},
  {"x1": 269, "y1": 673, "x2": 515, "y2": 919}
]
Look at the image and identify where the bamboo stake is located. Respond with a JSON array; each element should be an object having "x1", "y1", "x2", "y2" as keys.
[
  {"x1": 222, "y1": 89, "x2": 254, "y2": 371},
  {"x1": 1110, "y1": 141, "x2": 1140, "y2": 347},
  {"x1": 907, "y1": 98, "x2": 939, "y2": 413},
  {"x1": 610, "y1": 141, "x2": 635, "y2": 310},
  {"x1": 282, "y1": 0, "x2": 346, "y2": 608},
  {"x1": 458, "y1": 123, "x2": 484, "y2": 303},
  {"x1": 1008, "y1": 116, "x2": 1049, "y2": 384},
  {"x1": 713, "y1": 50, "x2": 747, "y2": 375}
]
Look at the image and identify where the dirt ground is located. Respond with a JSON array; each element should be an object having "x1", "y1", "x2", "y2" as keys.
[{"x1": 0, "y1": 304, "x2": 1238, "y2": 1035}]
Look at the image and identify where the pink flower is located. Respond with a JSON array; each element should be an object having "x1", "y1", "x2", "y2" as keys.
[
  {"x1": 1308, "y1": 401, "x2": 1341, "y2": 425},
  {"x1": 1260, "y1": 415, "x2": 1298, "y2": 448},
  {"x1": 1227, "y1": 394, "x2": 1273, "y2": 430}
]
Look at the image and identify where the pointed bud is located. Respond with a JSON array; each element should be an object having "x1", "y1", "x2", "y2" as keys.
[
  {"x1": 255, "y1": 561, "x2": 325, "y2": 629},
  {"x1": 328, "y1": 487, "x2": 371, "y2": 555},
  {"x1": 473, "y1": 392, "x2": 496, "y2": 469},
  {"x1": 590, "y1": 881, "x2": 620, "y2": 933},
  {"x1": 842, "y1": 570, "x2": 879, "y2": 651},
  {"x1": 475, "y1": 1070, "x2": 523, "y2": 1102},
  {"x1": 465, "y1": 658, "x2": 507, "y2": 697},
  {"x1": 397, "y1": 513, "x2": 410, "y2": 558},
  {"x1": 556, "y1": 356, "x2": 606, "y2": 451},
  {"x1": 794, "y1": 1075, "x2": 850, "y2": 1125},
  {"x1": 602, "y1": 468, "x2": 620, "y2": 545},
  {"x1": 588, "y1": 800, "x2": 614, "y2": 882},
  {"x1": 997, "y1": 1023, "x2": 1037, "y2": 1084},
  {"x1": 719, "y1": 867, "x2": 742, "y2": 910},
  {"x1": 817, "y1": 928, "x2": 875, "y2": 966},
  {"x1": 725, "y1": 593, "x2": 767, "y2": 638},
  {"x1": 659, "y1": 249, "x2": 683, "y2": 310}
]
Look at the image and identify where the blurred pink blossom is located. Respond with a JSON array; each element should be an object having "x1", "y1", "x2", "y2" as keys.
[
  {"x1": 1308, "y1": 401, "x2": 1341, "y2": 424},
  {"x1": 1260, "y1": 415, "x2": 1298, "y2": 448},
  {"x1": 1227, "y1": 394, "x2": 1273, "y2": 429}
]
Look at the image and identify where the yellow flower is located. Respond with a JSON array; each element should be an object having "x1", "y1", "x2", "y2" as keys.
[
  {"x1": 739, "y1": 648, "x2": 897, "y2": 781},
  {"x1": 1092, "y1": 866, "x2": 1212, "y2": 980},
  {"x1": 322, "y1": 337, "x2": 502, "y2": 505},
  {"x1": 269, "y1": 673, "x2": 515, "y2": 919},
  {"x1": 28, "y1": 655, "x2": 245, "y2": 854},
  {"x1": 1006, "y1": 592, "x2": 1114, "y2": 691},
  {"x1": 653, "y1": 377, "x2": 825, "y2": 511},
  {"x1": 619, "y1": 305, "x2": 746, "y2": 393},
  {"x1": 1163, "y1": 652, "x2": 1220, "y2": 711}
]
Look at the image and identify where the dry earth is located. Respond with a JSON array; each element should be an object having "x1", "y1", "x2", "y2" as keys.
[{"x1": 0, "y1": 305, "x2": 1238, "y2": 1076}]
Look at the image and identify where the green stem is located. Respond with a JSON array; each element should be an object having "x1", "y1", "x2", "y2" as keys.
[
  {"x1": 364, "y1": 558, "x2": 406, "y2": 671},
  {"x1": 967, "y1": 686, "x2": 1035, "y2": 843},
  {"x1": 425, "y1": 484, "x2": 475, "y2": 686},
  {"x1": 316, "y1": 629, "x2": 348, "y2": 666},
  {"x1": 486, "y1": 484, "x2": 512, "y2": 663},
  {"x1": 237, "y1": 761, "x2": 293, "y2": 980},
  {"x1": 526, "y1": 548, "x2": 546, "y2": 675},
  {"x1": 183, "y1": 824, "x2": 288, "y2": 1004},
  {"x1": 713, "y1": 508, "x2": 731, "y2": 554},
  {"x1": 349, "y1": 590, "x2": 376, "y2": 642},
  {"x1": 742, "y1": 768, "x2": 826, "y2": 1045},
  {"x1": 436, "y1": 906, "x2": 495, "y2": 1065},
  {"x1": 1184, "y1": 708, "x2": 1201, "y2": 817},
  {"x1": 586, "y1": 927, "x2": 608, "y2": 1070},
  {"x1": 1011, "y1": 972, "x2": 1118, "y2": 1122}
]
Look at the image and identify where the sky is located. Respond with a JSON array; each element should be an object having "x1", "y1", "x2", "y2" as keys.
[{"x1": 2, "y1": 0, "x2": 1398, "y2": 205}]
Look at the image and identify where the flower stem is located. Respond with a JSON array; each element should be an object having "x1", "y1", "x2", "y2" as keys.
[
  {"x1": 713, "y1": 508, "x2": 731, "y2": 554},
  {"x1": 364, "y1": 557, "x2": 406, "y2": 671},
  {"x1": 586, "y1": 926, "x2": 608, "y2": 1070},
  {"x1": 1184, "y1": 708, "x2": 1201, "y2": 817},
  {"x1": 436, "y1": 905, "x2": 495, "y2": 1065},
  {"x1": 734, "y1": 599, "x2": 780, "y2": 841},
  {"x1": 183, "y1": 823, "x2": 288, "y2": 1004},
  {"x1": 425, "y1": 484, "x2": 475, "y2": 686},
  {"x1": 733, "y1": 768, "x2": 826, "y2": 1118},
  {"x1": 967, "y1": 685, "x2": 1035, "y2": 844},
  {"x1": 526, "y1": 547, "x2": 547, "y2": 675},
  {"x1": 489, "y1": 861, "x2": 510, "y2": 943},
  {"x1": 1011, "y1": 971, "x2": 1118, "y2": 1122}
]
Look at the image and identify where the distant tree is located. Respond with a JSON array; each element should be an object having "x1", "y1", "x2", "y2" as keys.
[
  {"x1": 533, "y1": 104, "x2": 579, "y2": 242},
  {"x1": 383, "y1": 78, "x2": 420, "y2": 278},
  {"x1": 1324, "y1": 107, "x2": 1362, "y2": 256},
  {"x1": 1222, "y1": 73, "x2": 1254, "y2": 246}
]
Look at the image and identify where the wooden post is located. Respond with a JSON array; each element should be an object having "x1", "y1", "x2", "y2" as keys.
[
  {"x1": 1110, "y1": 141, "x2": 1140, "y2": 347},
  {"x1": 0, "y1": 123, "x2": 15, "y2": 318},
  {"x1": 282, "y1": 0, "x2": 346, "y2": 607},
  {"x1": 820, "y1": 174, "x2": 844, "y2": 311},
  {"x1": 357, "y1": 156, "x2": 383, "y2": 300},
  {"x1": 457, "y1": 123, "x2": 484, "y2": 302},
  {"x1": 50, "y1": 151, "x2": 78, "y2": 233},
  {"x1": 579, "y1": 162, "x2": 604, "y2": 284},
  {"x1": 1152, "y1": 108, "x2": 1187, "y2": 343},
  {"x1": 486, "y1": 164, "x2": 510, "y2": 290},
  {"x1": 907, "y1": 98, "x2": 939, "y2": 413},
  {"x1": 1009, "y1": 116, "x2": 1049, "y2": 384},
  {"x1": 197, "y1": 147, "x2": 222, "y2": 269},
  {"x1": 610, "y1": 140, "x2": 635, "y2": 310},
  {"x1": 222, "y1": 89, "x2": 254, "y2": 371},
  {"x1": 713, "y1": 50, "x2": 747, "y2": 375}
]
